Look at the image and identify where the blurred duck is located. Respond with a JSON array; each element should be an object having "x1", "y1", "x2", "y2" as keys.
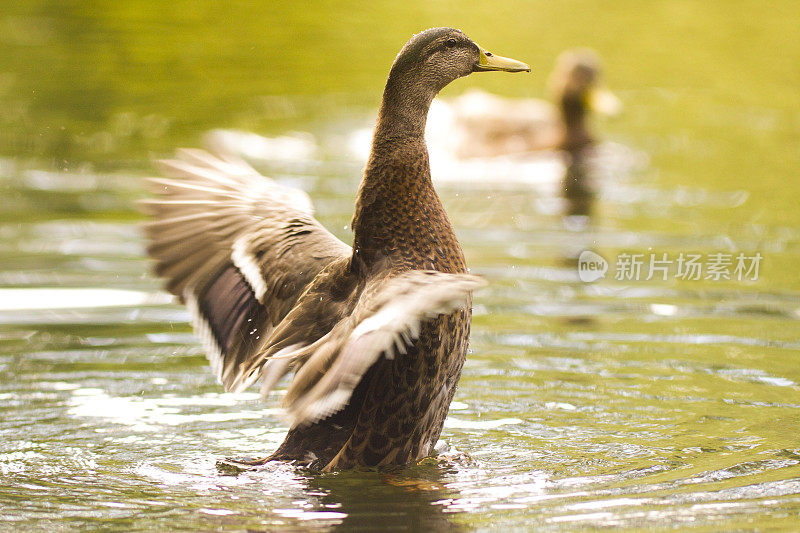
[
  {"x1": 430, "y1": 48, "x2": 620, "y2": 159},
  {"x1": 144, "y1": 28, "x2": 528, "y2": 471}
]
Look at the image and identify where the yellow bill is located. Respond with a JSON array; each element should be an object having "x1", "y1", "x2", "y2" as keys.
[{"x1": 474, "y1": 48, "x2": 530, "y2": 73}]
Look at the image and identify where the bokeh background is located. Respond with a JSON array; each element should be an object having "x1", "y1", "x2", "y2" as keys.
[
  {"x1": 2, "y1": 1, "x2": 798, "y2": 227},
  {"x1": 2, "y1": 1, "x2": 800, "y2": 530}
]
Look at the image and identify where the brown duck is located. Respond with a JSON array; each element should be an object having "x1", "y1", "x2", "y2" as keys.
[
  {"x1": 144, "y1": 27, "x2": 529, "y2": 471},
  {"x1": 441, "y1": 48, "x2": 621, "y2": 158}
]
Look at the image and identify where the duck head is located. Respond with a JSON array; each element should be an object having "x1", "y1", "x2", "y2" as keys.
[
  {"x1": 389, "y1": 27, "x2": 529, "y2": 89},
  {"x1": 549, "y1": 49, "x2": 621, "y2": 119},
  {"x1": 379, "y1": 28, "x2": 529, "y2": 135}
]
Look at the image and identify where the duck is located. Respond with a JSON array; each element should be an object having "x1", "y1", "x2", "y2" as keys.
[
  {"x1": 143, "y1": 27, "x2": 529, "y2": 471},
  {"x1": 346, "y1": 49, "x2": 621, "y2": 192},
  {"x1": 432, "y1": 48, "x2": 620, "y2": 159}
]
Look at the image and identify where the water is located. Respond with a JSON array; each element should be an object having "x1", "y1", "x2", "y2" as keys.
[{"x1": 2, "y1": 2, "x2": 800, "y2": 530}]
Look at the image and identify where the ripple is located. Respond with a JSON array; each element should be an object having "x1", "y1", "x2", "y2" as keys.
[
  {"x1": 67, "y1": 388, "x2": 280, "y2": 431},
  {"x1": 2, "y1": 111, "x2": 800, "y2": 531}
]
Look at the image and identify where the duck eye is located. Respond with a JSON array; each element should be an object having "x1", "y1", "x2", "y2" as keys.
[{"x1": 445, "y1": 38, "x2": 457, "y2": 48}]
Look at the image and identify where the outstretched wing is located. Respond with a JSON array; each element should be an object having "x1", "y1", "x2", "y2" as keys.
[
  {"x1": 142, "y1": 149, "x2": 351, "y2": 390},
  {"x1": 258, "y1": 270, "x2": 486, "y2": 427}
]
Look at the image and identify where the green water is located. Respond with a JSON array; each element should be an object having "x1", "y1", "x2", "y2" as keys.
[{"x1": 1, "y1": 1, "x2": 800, "y2": 530}]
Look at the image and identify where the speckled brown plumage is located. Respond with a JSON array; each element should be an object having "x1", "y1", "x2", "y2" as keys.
[{"x1": 144, "y1": 27, "x2": 527, "y2": 471}]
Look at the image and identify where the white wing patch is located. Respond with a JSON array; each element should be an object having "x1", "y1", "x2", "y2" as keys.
[{"x1": 231, "y1": 235, "x2": 268, "y2": 302}]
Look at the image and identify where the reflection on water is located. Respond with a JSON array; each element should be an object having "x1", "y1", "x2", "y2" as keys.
[
  {"x1": 310, "y1": 467, "x2": 461, "y2": 531},
  {"x1": 561, "y1": 148, "x2": 595, "y2": 219}
]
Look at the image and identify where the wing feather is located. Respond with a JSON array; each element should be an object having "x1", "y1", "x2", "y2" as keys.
[
  {"x1": 145, "y1": 149, "x2": 350, "y2": 390},
  {"x1": 280, "y1": 271, "x2": 486, "y2": 426}
]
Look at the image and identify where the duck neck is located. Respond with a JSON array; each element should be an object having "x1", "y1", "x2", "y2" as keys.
[
  {"x1": 375, "y1": 68, "x2": 437, "y2": 139},
  {"x1": 350, "y1": 72, "x2": 463, "y2": 273}
]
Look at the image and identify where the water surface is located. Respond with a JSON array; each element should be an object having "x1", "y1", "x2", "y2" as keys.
[{"x1": 1, "y1": 2, "x2": 799, "y2": 530}]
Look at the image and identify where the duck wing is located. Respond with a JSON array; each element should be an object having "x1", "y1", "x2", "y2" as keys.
[
  {"x1": 142, "y1": 149, "x2": 351, "y2": 391},
  {"x1": 256, "y1": 270, "x2": 486, "y2": 427}
]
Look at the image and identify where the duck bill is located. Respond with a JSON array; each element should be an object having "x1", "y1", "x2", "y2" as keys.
[
  {"x1": 588, "y1": 87, "x2": 623, "y2": 116},
  {"x1": 474, "y1": 48, "x2": 530, "y2": 73}
]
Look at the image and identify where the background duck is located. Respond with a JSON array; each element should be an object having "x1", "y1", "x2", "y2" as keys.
[
  {"x1": 432, "y1": 48, "x2": 621, "y2": 159},
  {"x1": 144, "y1": 27, "x2": 528, "y2": 471}
]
